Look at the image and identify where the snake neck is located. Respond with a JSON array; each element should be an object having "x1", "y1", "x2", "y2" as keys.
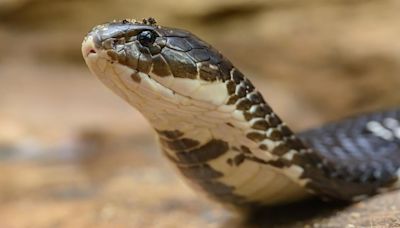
[{"x1": 140, "y1": 67, "x2": 321, "y2": 206}]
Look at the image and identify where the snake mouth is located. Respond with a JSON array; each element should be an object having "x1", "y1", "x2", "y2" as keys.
[{"x1": 82, "y1": 36, "x2": 98, "y2": 57}]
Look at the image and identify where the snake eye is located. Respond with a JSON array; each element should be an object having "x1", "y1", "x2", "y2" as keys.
[{"x1": 137, "y1": 30, "x2": 157, "y2": 47}]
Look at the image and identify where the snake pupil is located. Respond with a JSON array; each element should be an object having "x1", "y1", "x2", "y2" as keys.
[{"x1": 138, "y1": 30, "x2": 157, "y2": 47}]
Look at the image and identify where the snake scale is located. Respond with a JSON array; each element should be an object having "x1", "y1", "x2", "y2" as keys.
[{"x1": 82, "y1": 18, "x2": 400, "y2": 209}]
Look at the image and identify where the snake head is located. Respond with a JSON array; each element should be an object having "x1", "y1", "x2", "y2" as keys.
[
  {"x1": 82, "y1": 19, "x2": 241, "y2": 106},
  {"x1": 82, "y1": 18, "x2": 258, "y2": 132}
]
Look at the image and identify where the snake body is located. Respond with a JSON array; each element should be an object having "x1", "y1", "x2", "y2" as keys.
[{"x1": 82, "y1": 18, "x2": 400, "y2": 208}]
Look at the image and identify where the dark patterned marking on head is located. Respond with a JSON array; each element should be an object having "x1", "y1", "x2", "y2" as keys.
[
  {"x1": 246, "y1": 132, "x2": 266, "y2": 142},
  {"x1": 137, "y1": 53, "x2": 152, "y2": 73},
  {"x1": 107, "y1": 50, "x2": 119, "y2": 61},
  {"x1": 131, "y1": 73, "x2": 141, "y2": 83},
  {"x1": 175, "y1": 139, "x2": 229, "y2": 164},
  {"x1": 188, "y1": 49, "x2": 210, "y2": 62},
  {"x1": 183, "y1": 36, "x2": 207, "y2": 49},
  {"x1": 152, "y1": 54, "x2": 171, "y2": 76},
  {"x1": 166, "y1": 37, "x2": 192, "y2": 52},
  {"x1": 160, "y1": 138, "x2": 200, "y2": 151},
  {"x1": 226, "y1": 81, "x2": 236, "y2": 95},
  {"x1": 236, "y1": 85, "x2": 247, "y2": 98},
  {"x1": 232, "y1": 69, "x2": 244, "y2": 84},
  {"x1": 161, "y1": 48, "x2": 198, "y2": 79},
  {"x1": 218, "y1": 61, "x2": 233, "y2": 82},
  {"x1": 157, "y1": 129, "x2": 184, "y2": 140},
  {"x1": 199, "y1": 64, "x2": 219, "y2": 81}
]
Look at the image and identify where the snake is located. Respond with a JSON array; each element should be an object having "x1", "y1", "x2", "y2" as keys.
[{"x1": 81, "y1": 18, "x2": 400, "y2": 209}]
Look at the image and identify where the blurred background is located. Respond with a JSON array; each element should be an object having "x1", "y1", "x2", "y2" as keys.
[{"x1": 1, "y1": 0, "x2": 400, "y2": 227}]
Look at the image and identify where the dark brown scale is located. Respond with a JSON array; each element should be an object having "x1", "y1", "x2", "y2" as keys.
[
  {"x1": 266, "y1": 159, "x2": 287, "y2": 168},
  {"x1": 246, "y1": 132, "x2": 266, "y2": 142},
  {"x1": 232, "y1": 69, "x2": 244, "y2": 84},
  {"x1": 233, "y1": 154, "x2": 246, "y2": 166},
  {"x1": 226, "y1": 122, "x2": 234, "y2": 127},
  {"x1": 137, "y1": 53, "x2": 152, "y2": 73},
  {"x1": 152, "y1": 54, "x2": 172, "y2": 76},
  {"x1": 269, "y1": 130, "x2": 284, "y2": 141},
  {"x1": 117, "y1": 51, "x2": 127, "y2": 65},
  {"x1": 268, "y1": 115, "x2": 282, "y2": 128},
  {"x1": 226, "y1": 95, "x2": 239, "y2": 105},
  {"x1": 161, "y1": 138, "x2": 200, "y2": 151},
  {"x1": 148, "y1": 45, "x2": 162, "y2": 55},
  {"x1": 236, "y1": 98, "x2": 252, "y2": 111},
  {"x1": 163, "y1": 29, "x2": 190, "y2": 38},
  {"x1": 175, "y1": 139, "x2": 229, "y2": 164},
  {"x1": 252, "y1": 104, "x2": 273, "y2": 118},
  {"x1": 156, "y1": 38, "x2": 167, "y2": 48},
  {"x1": 243, "y1": 79, "x2": 255, "y2": 93},
  {"x1": 200, "y1": 182, "x2": 238, "y2": 197},
  {"x1": 178, "y1": 164, "x2": 224, "y2": 179},
  {"x1": 240, "y1": 145, "x2": 252, "y2": 154},
  {"x1": 107, "y1": 50, "x2": 119, "y2": 61},
  {"x1": 125, "y1": 44, "x2": 140, "y2": 69},
  {"x1": 226, "y1": 81, "x2": 236, "y2": 95},
  {"x1": 199, "y1": 63, "x2": 220, "y2": 81},
  {"x1": 272, "y1": 143, "x2": 291, "y2": 156},
  {"x1": 188, "y1": 48, "x2": 210, "y2": 62},
  {"x1": 227, "y1": 158, "x2": 233, "y2": 166},
  {"x1": 218, "y1": 61, "x2": 233, "y2": 81},
  {"x1": 248, "y1": 92, "x2": 265, "y2": 104},
  {"x1": 286, "y1": 138, "x2": 306, "y2": 151},
  {"x1": 280, "y1": 125, "x2": 293, "y2": 137},
  {"x1": 259, "y1": 144, "x2": 268, "y2": 150},
  {"x1": 157, "y1": 129, "x2": 184, "y2": 140},
  {"x1": 138, "y1": 46, "x2": 151, "y2": 55},
  {"x1": 166, "y1": 37, "x2": 192, "y2": 52},
  {"x1": 236, "y1": 85, "x2": 247, "y2": 98},
  {"x1": 162, "y1": 48, "x2": 198, "y2": 79},
  {"x1": 131, "y1": 73, "x2": 141, "y2": 83},
  {"x1": 185, "y1": 36, "x2": 208, "y2": 49},
  {"x1": 102, "y1": 38, "x2": 116, "y2": 50},
  {"x1": 209, "y1": 51, "x2": 223, "y2": 65},
  {"x1": 243, "y1": 111, "x2": 253, "y2": 121},
  {"x1": 252, "y1": 119, "x2": 270, "y2": 131}
]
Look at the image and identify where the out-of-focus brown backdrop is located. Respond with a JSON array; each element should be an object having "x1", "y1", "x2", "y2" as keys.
[{"x1": 1, "y1": 0, "x2": 400, "y2": 227}]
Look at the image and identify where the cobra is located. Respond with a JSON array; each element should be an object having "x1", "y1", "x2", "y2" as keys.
[{"x1": 82, "y1": 18, "x2": 400, "y2": 208}]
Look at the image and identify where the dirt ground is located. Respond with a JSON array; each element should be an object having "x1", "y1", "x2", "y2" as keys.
[{"x1": 1, "y1": 0, "x2": 400, "y2": 227}]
